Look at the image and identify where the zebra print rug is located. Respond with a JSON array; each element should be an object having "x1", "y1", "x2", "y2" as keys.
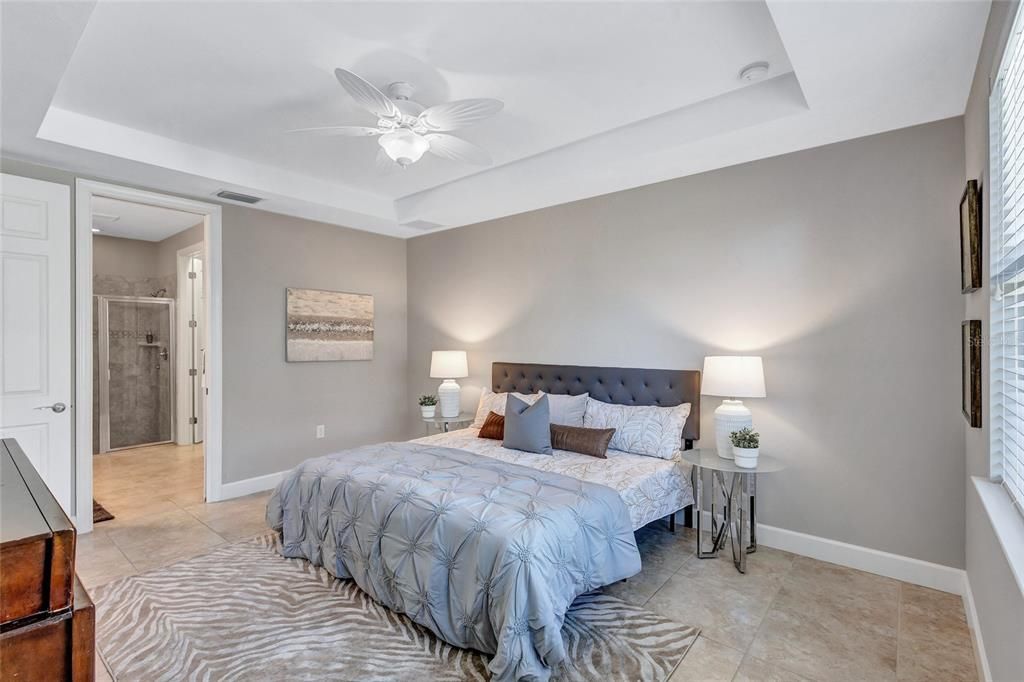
[{"x1": 93, "y1": 534, "x2": 699, "y2": 681}]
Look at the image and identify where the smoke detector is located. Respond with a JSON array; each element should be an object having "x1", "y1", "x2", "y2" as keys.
[{"x1": 739, "y1": 62, "x2": 770, "y2": 82}]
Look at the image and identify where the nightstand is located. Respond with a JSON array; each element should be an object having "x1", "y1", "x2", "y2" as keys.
[
  {"x1": 422, "y1": 412, "x2": 474, "y2": 435},
  {"x1": 681, "y1": 448, "x2": 785, "y2": 574}
]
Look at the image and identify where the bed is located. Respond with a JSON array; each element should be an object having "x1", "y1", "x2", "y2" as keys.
[{"x1": 267, "y1": 362, "x2": 700, "y2": 682}]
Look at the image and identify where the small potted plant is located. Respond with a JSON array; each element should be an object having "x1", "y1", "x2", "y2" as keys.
[
  {"x1": 730, "y1": 427, "x2": 760, "y2": 469},
  {"x1": 419, "y1": 394, "x2": 438, "y2": 419}
]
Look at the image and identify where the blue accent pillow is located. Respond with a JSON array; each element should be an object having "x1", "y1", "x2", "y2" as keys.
[{"x1": 503, "y1": 394, "x2": 552, "y2": 454}]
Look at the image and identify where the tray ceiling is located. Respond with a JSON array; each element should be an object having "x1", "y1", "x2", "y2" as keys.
[{"x1": 1, "y1": 1, "x2": 989, "y2": 237}]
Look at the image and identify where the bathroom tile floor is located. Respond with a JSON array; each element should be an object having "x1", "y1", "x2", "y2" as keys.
[{"x1": 80, "y1": 448, "x2": 979, "y2": 682}]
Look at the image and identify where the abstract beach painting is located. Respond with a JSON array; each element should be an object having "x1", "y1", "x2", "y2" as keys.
[{"x1": 286, "y1": 288, "x2": 373, "y2": 361}]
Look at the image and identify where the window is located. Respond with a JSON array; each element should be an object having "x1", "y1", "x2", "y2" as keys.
[{"x1": 991, "y1": 7, "x2": 1024, "y2": 516}]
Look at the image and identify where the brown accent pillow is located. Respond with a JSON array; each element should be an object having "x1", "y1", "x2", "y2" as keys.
[
  {"x1": 550, "y1": 424, "x2": 615, "y2": 459},
  {"x1": 478, "y1": 411, "x2": 505, "y2": 440}
]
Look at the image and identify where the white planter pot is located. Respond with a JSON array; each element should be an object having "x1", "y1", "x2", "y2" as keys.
[
  {"x1": 420, "y1": 406, "x2": 436, "y2": 419},
  {"x1": 734, "y1": 447, "x2": 759, "y2": 469}
]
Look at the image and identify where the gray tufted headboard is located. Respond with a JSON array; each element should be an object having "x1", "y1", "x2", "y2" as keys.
[{"x1": 492, "y1": 362, "x2": 700, "y2": 445}]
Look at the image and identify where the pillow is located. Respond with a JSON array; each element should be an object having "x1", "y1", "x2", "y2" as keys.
[
  {"x1": 583, "y1": 399, "x2": 690, "y2": 459},
  {"x1": 550, "y1": 424, "x2": 615, "y2": 459},
  {"x1": 539, "y1": 391, "x2": 588, "y2": 427},
  {"x1": 503, "y1": 394, "x2": 552, "y2": 454},
  {"x1": 470, "y1": 388, "x2": 538, "y2": 428},
  {"x1": 478, "y1": 411, "x2": 504, "y2": 440}
]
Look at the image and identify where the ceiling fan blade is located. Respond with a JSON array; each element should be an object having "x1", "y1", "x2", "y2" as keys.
[
  {"x1": 334, "y1": 68, "x2": 400, "y2": 120},
  {"x1": 425, "y1": 133, "x2": 492, "y2": 165},
  {"x1": 286, "y1": 125, "x2": 381, "y2": 137},
  {"x1": 417, "y1": 99, "x2": 503, "y2": 132},
  {"x1": 375, "y1": 147, "x2": 399, "y2": 174}
]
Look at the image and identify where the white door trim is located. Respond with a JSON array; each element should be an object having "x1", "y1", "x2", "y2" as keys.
[
  {"x1": 74, "y1": 180, "x2": 225, "y2": 534},
  {"x1": 175, "y1": 242, "x2": 203, "y2": 446}
]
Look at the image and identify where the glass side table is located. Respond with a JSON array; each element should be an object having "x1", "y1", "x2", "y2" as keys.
[
  {"x1": 422, "y1": 412, "x2": 474, "y2": 435},
  {"x1": 681, "y1": 448, "x2": 785, "y2": 574}
]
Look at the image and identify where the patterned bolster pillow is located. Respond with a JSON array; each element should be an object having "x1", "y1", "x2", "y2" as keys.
[
  {"x1": 550, "y1": 424, "x2": 615, "y2": 459},
  {"x1": 480, "y1": 411, "x2": 615, "y2": 459}
]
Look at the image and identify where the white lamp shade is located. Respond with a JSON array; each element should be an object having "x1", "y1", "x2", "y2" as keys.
[
  {"x1": 701, "y1": 356, "x2": 766, "y2": 398},
  {"x1": 430, "y1": 350, "x2": 469, "y2": 379}
]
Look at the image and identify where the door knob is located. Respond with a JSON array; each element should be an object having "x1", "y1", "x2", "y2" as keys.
[{"x1": 34, "y1": 402, "x2": 67, "y2": 413}]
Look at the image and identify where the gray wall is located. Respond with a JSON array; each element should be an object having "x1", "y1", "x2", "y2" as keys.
[
  {"x1": 220, "y1": 206, "x2": 407, "y2": 483},
  {"x1": 963, "y1": 2, "x2": 1024, "y2": 680},
  {"x1": 407, "y1": 118, "x2": 967, "y2": 569},
  {"x1": 1, "y1": 157, "x2": 408, "y2": 491}
]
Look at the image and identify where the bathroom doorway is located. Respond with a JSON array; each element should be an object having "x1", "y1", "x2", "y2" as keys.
[{"x1": 78, "y1": 181, "x2": 222, "y2": 533}]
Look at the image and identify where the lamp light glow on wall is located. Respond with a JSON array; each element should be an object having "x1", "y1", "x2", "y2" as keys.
[
  {"x1": 430, "y1": 350, "x2": 469, "y2": 418},
  {"x1": 701, "y1": 356, "x2": 766, "y2": 459}
]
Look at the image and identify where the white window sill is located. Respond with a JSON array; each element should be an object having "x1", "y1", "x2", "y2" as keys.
[{"x1": 973, "y1": 477, "x2": 1024, "y2": 596}]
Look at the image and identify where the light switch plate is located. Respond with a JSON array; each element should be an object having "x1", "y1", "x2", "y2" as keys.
[{"x1": 316, "y1": 424, "x2": 325, "y2": 439}]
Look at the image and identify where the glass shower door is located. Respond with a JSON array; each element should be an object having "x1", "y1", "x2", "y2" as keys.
[{"x1": 98, "y1": 296, "x2": 175, "y2": 452}]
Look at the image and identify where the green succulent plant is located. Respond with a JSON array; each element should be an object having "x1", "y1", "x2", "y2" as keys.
[
  {"x1": 729, "y1": 427, "x2": 760, "y2": 449},
  {"x1": 418, "y1": 394, "x2": 438, "y2": 407}
]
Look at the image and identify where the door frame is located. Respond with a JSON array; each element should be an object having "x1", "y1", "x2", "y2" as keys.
[
  {"x1": 74, "y1": 179, "x2": 225, "y2": 534},
  {"x1": 175, "y1": 242, "x2": 203, "y2": 446}
]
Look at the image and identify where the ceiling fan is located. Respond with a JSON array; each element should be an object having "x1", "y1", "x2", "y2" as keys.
[{"x1": 289, "y1": 68, "x2": 503, "y2": 169}]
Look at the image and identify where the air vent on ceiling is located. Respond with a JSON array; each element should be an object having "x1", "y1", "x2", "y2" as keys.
[
  {"x1": 402, "y1": 220, "x2": 444, "y2": 231},
  {"x1": 215, "y1": 190, "x2": 263, "y2": 204}
]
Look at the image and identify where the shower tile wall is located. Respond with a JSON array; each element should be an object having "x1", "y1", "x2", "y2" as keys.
[{"x1": 93, "y1": 276, "x2": 174, "y2": 453}]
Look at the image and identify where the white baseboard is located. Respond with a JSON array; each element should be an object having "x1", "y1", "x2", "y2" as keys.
[
  {"x1": 961, "y1": 574, "x2": 992, "y2": 682},
  {"x1": 698, "y1": 511, "x2": 966, "y2": 594},
  {"x1": 219, "y1": 470, "x2": 286, "y2": 500}
]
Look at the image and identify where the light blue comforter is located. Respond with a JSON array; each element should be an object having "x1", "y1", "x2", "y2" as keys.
[{"x1": 266, "y1": 441, "x2": 641, "y2": 682}]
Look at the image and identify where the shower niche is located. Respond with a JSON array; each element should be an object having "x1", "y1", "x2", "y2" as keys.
[{"x1": 95, "y1": 296, "x2": 175, "y2": 452}]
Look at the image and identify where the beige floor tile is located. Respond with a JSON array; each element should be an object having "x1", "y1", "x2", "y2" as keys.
[
  {"x1": 183, "y1": 492, "x2": 272, "y2": 541},
  {"x1": 675, "y1": 544, "x2": 795, "y2": 599},
  {"x1": 75, "y1": 529, "x2": 137, "y2": 589},
  {"x1": 633, "y1": 524, "x2": 699, "y2": 575},
  {"x1": 648, "y1": 570, "x2": 778, "y2": 650},
  {"x1": 668, "y1": 635, "x2": 744, "y2": 682},
  {"x1": 734, "y1": 654, "x2": 812, "y2": 682},
  {"x1": 898, "y1": 584, "x2": 978, "y2": 682},
  {"x1": 107, "y1": 508, "x2": 225, "y2": 572},
  {"x1": 746, "y1": 557, "x2": 900, "y2": 681},
  {"x1": 95, "y1": 653, "x2": 113, "y2": 682},
  {"x1": 601, "y1": 565, "x2": 676, "y2": 606}
]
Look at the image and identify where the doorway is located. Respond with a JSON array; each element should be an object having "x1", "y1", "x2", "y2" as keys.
[{"x1": 75, "y1": 180, "x2": 223, "y2": 535}]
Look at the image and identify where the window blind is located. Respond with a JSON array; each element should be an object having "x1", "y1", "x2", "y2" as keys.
[{"x1": 991, "y1": 6, "x2": 1024, "y2": 516}]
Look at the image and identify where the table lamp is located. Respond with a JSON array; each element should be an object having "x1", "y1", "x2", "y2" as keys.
[
  {"x1": 430, "y1": 350, "x2": 469, "y2": 418},
  {"x1": 701, "y1": 356, "x2": 766, "y2": 459}
]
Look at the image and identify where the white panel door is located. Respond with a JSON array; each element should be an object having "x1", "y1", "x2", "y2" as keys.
[{"x1": 0, "y1": 173, "x2": 72, "y2": 513}]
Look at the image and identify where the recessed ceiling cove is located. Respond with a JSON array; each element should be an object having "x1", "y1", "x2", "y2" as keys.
[{"x1": 1, "y1": 1, "x2": 989, "y2": 237}]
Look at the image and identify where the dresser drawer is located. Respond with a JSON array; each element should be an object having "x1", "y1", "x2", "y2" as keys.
[{"x1": 0, "y1": 439, "x2": 76, "y2": 628}]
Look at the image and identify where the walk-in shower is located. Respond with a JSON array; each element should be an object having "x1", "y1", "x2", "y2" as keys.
[{"x1": 95, "y1": 295, "x2": 175, "y2": 452}]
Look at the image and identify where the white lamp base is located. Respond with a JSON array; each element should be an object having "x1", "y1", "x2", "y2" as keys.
[
  {"x1": 438, "y1": 379, "x2": 461, "y2": 418},
  {"x1": 714, "y1": 399, "x2": 752, "y2": 460}
]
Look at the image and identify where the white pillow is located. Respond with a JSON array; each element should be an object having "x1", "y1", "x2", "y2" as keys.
[
  {"x1": 539, "y1": 391, "x2": 588, "y2": 427},
  {"x1": 583, "y1": 399, "x2": 690, "y2": 459},
  {"x1": 471, "y1": 388, "x2": 538, "y2": 428}
]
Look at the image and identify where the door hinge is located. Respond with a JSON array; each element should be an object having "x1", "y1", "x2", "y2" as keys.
[
  {"x1": 189, "y1": 417, "x2": 198, "y2": 425},
  {"x1": 189, "y1": 320, "x2": 197, "y2": 328},
  {"x1": 188, "y1": 271, "x2": 197, "y2": 279},
  {"x1": 189, "y1": 368, "x2": 198, "y2": 376}
]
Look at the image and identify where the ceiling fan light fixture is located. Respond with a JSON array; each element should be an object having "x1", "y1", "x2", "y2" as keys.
[{"x1": 379, "y1": 129, "x2": 429, "y2": 167}]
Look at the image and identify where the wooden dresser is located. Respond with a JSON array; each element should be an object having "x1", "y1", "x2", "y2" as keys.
[{"x1": 0, "y1": 438, "x2": 95, "y2": 681}]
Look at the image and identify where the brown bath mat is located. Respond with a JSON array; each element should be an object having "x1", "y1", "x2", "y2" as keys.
[{"x1": 93, "y1": 499, "x2": 115, "y2": 524}]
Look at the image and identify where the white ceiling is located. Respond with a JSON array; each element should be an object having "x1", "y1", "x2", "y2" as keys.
[
  {"x1": 91, "y1": 195, "x2": 202, "y2": 241},
  {"x1": 1, "y1": 1, "x2": 990, "y2": 238}
]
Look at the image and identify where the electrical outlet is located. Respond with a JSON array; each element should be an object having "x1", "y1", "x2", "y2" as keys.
[{"x1": 316, "y1": 424, "x2": 325, "y2": 439}]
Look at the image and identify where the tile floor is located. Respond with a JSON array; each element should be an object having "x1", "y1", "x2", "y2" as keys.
[{"x1": 81, "y1": 447, "x2": 979, "y2": 682}]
